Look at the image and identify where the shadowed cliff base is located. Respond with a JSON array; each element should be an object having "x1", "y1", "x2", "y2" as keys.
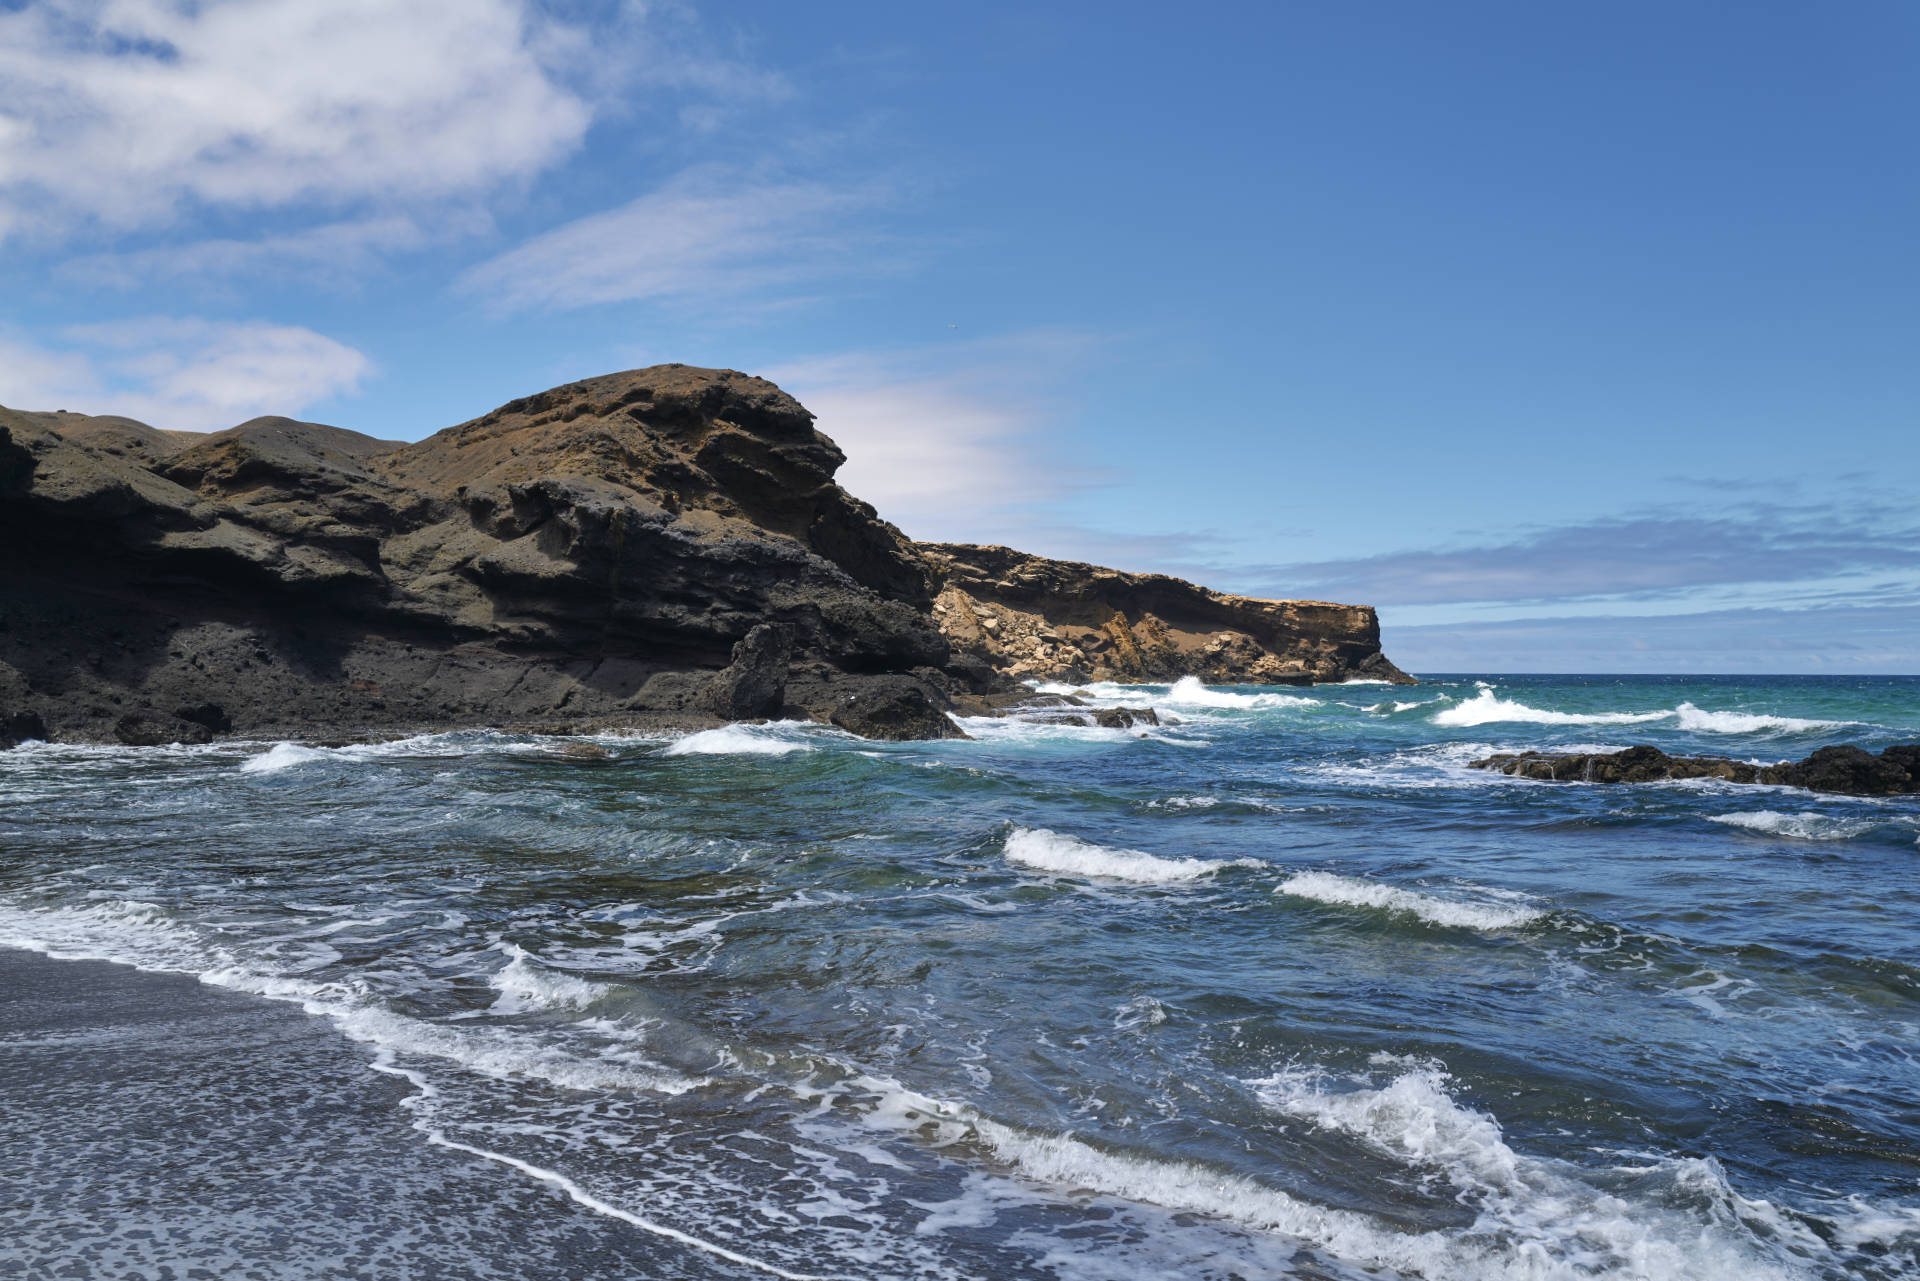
[{"x1": 1, "y1": 365, "x2": 1408, "y2": 745}]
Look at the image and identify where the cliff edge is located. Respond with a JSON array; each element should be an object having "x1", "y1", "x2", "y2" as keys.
[
  {"x1": 0, "y1": 365, "x2": 1410, "y2": 745},
  {"x1": 920, "y1": 543, "x2": 1414, "y2": 687}
]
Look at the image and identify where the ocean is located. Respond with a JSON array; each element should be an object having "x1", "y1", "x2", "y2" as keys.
[{"x1": 3, "y1": 674, "x2": 1917, "y2": 1280}]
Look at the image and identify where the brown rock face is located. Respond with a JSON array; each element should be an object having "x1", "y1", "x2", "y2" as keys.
[
  {"x1": 919, "y1": 543, "x2": 1414, "y2": 686},
  {"x1": 0, "y1": 365, "x2": 1410, "y2": 742}
]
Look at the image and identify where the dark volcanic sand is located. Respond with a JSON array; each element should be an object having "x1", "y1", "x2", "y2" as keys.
[{"x1": 0, "y1": 949, "x2": 750, "y2": 1280}]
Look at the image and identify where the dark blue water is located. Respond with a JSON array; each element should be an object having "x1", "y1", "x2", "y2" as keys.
[{"x1": 3, "y1": 674, "x2": 1917, "y2": 1279}]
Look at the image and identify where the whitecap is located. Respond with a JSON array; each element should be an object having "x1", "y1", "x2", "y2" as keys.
[
  {"x1": 1163, "y1": 675, "x2": 1316, "y2": 709},
  {"x1": 1673, "y1": 702, "x2": 1846, "y2": 735},
  {"x1": 664, "y1": 723, "x2": 817, "y2": 756},
  {"x1": 488, "y1": 942, "x2": 614, "y2": 1013},
  {"x1": 1113, "y1": 995, "x2": 1167, "y2": 1031},
  {"x1": 1246, "y1": 1057, "x2": 1818, "y2": 1281},
  {"x1": 1708, "y1": 810, "x2": 1878, "y2": 841},
  {"x1": 238, "y1": 742, "x2": 332, "y2": 773},
  {"x1": 1147, "y1": 794, "x2": 1220, "y2": 809},
  {"x1": 1276, "y1": 871, "x2": 1546, "y2": 931},
  {"x1": 1002, "y1": 827, "x2": 1255, "y2": 884},
  {"x1": 1430, "y1": 685, "x2": 1668, "y2": 728},
  {"x1": 850, "y1": 1067, "x2": 1813, "y2": 1281},
  {"x1": 953, "y1": 716, "x2": 1208, "y2": 749}
]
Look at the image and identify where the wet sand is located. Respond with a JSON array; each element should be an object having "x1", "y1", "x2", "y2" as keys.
[{"x1": 0, "y1": 948, "x2": 748, "y2": 1280}]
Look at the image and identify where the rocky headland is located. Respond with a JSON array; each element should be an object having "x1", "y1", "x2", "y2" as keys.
[
  {"x1": 922, "y1": 544, "x2": 1414, "y2": 687},
  {"x1": 1471, "y1": 744, "x2": 1920, "y2": 797},
  {"x1": 1, "y1": 365, "x2": 1410, "y2": 746}
]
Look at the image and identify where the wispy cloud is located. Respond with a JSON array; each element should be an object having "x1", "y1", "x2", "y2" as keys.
[
  {"x1": 0, "y1": 319, "x2": 370, "y2": 432},
  {"x1": 763, "y1": 332, "x2": 1104, "y2": 542},
  {"x1": 1250, "y1": 504, "x2": 1920, "y2": 608},
  {"x1": 457, "y1": 168, "x2": 906, "y2": 313},
  {"x1": 56, "y1": 215, "x2": 467, "y2": 290},
  {"x1": 1385, "y1": 604, "x2": 1920, "y2": 675}
]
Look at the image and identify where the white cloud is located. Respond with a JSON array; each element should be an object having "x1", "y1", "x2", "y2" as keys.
[
  {"x1": 57, "y1": 215, "x2": 458, "y2": 289},
  {"x1": 457, "y1": 168, "x2": 900, "y2": 312},
  {"x1": 0, "y1": 0, "x2": 778, "y2": 244},
  {"x1": 764, "y1": 333, "x2": 1099, "y2": 542},
  {"x1": 0, "y1": 319, "x2": 371, "y2": 431}
]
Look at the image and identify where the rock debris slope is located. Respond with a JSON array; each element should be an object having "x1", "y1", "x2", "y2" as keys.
[{"x1": 1, "y1": 365, "x2": 1409, "y2": 744}]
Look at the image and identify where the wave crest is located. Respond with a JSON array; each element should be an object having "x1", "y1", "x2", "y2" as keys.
[
  {"x1": 1708, "y1": 810, "x2": 1878, "y2": 841},
  {"x1": 1277, "y1": 871, "x2": 1546, "y2": 931},
  {"x1": 1003, "y1": 827, "x2": 1255, "y2": 884}
]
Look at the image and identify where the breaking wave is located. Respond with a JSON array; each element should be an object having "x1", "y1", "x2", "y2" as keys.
[
  {"x1": 1673, "y1": 703, "x2": 1847, "y2": 735},
  {"x1": 1246, "y1": 1056, "x2": 1835, "y2": 1281},
  {"x1": 1277, "y1": 871, "x2": 1547, "y2": 931},
  {"x1": 664, "y1": 723, "x2": 817, "y2": 756},
  {"x1": 1431, "y1": 685, "x2": 1855, "y2": 735},
  {"x1": 1431, "y1": 686, "x2": 1668, "y2": 728},
  {"x1": 1003, "y1": 827, "x2": 1257, "y2": 884},
  {"x1": 1708, "y1": 811, "x2": 1879, "y2": 841}
]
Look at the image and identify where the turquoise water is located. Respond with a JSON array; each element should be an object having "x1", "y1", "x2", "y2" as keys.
[{"x1": 3, "y1": 674, "x2": 1918, "y2": 1279}]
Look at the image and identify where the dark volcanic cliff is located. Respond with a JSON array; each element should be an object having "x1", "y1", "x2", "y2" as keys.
[{"x1": 0, "y1": 365, "x2": 1410, "y2": 745}]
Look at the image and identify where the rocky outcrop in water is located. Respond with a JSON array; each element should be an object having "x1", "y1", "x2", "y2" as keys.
[
  {"x1": 1, "y1": 365, "x2": 1405, "y2": 744},
  {"x1": 920, "y1": 543, "x2": 1414, "y2": 687},
  {"x1": 1471, "y1": 744, "x2": 1920, "y2": 797}
]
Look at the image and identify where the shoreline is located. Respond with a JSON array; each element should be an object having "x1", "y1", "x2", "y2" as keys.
[{"x1": 0, "y1": 947, "x2": 757, "y2": 1280}]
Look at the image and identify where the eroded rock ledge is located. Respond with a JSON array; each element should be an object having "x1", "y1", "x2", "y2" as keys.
[
  {"x1": 1471, "y1": 744, "x2": 1920, "y2": 797},
  {"x1": 0, "y1": 365, "x2": 1410, "y2": 745},
  {"x1": 920, "y1": 543, "x2": 1415, "y2": 687}
]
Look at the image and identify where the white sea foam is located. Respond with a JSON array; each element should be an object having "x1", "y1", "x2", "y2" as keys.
[
  {"x1": 488, "y1": 942, "x2": 614, "y2": 1013},
  {"x1": 1246, "y1": 1057, "x2": 1817, "y2": 1281},
  {"x1": 1163, "y1": 676, "x2": 1316, "y2": 709},
  {"x1": 952, "y1": 716, "x2": 1208, "y2": 749},
  {"x1": 1003, "y1": 827, "x2": 1255, "y2": 884},
  {"x1": 1145, "y1": 794, "x2": 1221, "y2": 810},
  {"x1": 1708, "y1": 810, "x2": 1879, "y2": 841},
  {"x1": 0, "y1": 898, "x2": 226, "y2": 972},
  {"x1": 0, "y1": 897, "x2": 702, "y2": 1098},
  {"x1": 1112, "y1": 995, "x2": 1167, "y2": 1031},
  {"x1": 1431, "y1": 686, "x2": 1668, "y2": 728},
  {"x1": 1673, "y1": 703, "x2": 1845, "y2": 735},
  {"x1": 845, "y1": 1066, "x2": 1815, "y2": 1281},
  {"x1": 664, "y1": 723, "x2": 817, "y2": 756},
  {"x1": 238, "y1": 742, "x2": 332, "y2": 773},
  {"x1": 1277, "y1": 871, "x2": 1546, "y2": 931},
  {"x1": 1429, "y1": 685, "x2": 1854, "y2": 736}
]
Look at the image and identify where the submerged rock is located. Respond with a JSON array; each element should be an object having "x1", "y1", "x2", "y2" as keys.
[{"x1": 1471, "y1": 743, "x2": 1920, "y2": 797}]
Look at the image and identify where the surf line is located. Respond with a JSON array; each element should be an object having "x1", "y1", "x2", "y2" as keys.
[{"x1": 367, "y1": 1049, "x2": 842, "y2": 1281}]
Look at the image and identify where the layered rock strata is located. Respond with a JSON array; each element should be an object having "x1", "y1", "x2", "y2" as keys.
[
  {"x1": 920, "y1": 543, "x2": 1415, "y2": 686},
  {"x1": 1471, "y1": 744, "x2": 1920, "y2": 797},
  {"x1": 1, "y1": 365, "x2": 1408, "y2": 744}
]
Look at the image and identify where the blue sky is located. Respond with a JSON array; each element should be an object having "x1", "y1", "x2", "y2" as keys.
[{"x1": 3, "y1": 1, "x2": 1915, "y2": 672}]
